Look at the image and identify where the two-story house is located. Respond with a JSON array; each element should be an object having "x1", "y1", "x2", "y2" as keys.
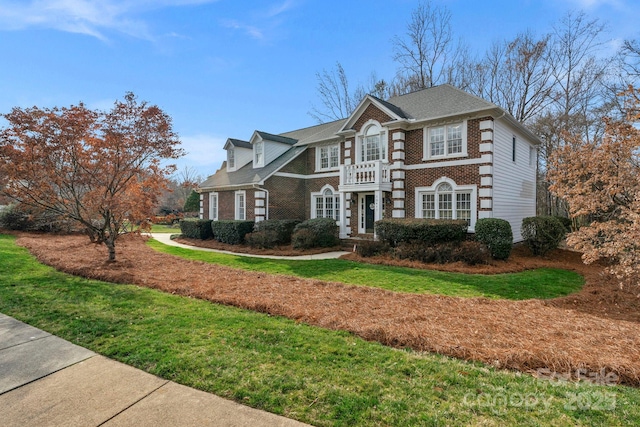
[{"x1": 198, "y1": 84, "x2": 540, "y2": 241}]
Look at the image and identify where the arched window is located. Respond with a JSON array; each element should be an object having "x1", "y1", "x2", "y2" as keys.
[
  {"x1": 359, "y1": 122, "x2": 386, "y2": 163},
  {"x1": 314, "y1": 186, "x2": 340, "y2": 221},
  {"x1": 419, "y1": 179, "x2": 473, "y2": 225}
]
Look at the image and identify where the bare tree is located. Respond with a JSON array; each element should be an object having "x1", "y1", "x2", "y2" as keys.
[
  {"x1": 309, "y1": 62, "x2": 360, "y2": 123},
  {"x1": 392, "y1": 1, "x2": 454, "y2": 92}
]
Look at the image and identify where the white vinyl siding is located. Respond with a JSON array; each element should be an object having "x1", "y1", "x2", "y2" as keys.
[{"x1": 492, "y1": 120, "x2": 537, "y2": 242}]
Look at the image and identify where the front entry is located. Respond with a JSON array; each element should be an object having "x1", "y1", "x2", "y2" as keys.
[{"x1": 365, "y1": 194, "x2": 375, "y2": 233}]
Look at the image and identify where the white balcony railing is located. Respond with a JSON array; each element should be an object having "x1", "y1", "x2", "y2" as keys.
[{"x1": 340, "y1": 161, "x2": 390, "y2": 188}]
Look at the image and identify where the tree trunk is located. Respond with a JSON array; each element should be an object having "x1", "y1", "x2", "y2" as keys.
[{"x1": 105, "y1": 238, "x2": 116, "y2": 262}]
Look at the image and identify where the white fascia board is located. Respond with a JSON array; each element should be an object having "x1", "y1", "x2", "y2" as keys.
[{"x1": 339, "y1": 96, "x2": 404, "y2": 132}]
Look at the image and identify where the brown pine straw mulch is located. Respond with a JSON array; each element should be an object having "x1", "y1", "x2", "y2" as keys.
[{"x1": 15, "y1": 233, "x2": 640, "y2": 387}]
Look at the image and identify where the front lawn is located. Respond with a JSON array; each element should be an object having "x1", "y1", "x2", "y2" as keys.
[
  {"x1": 147, "y1": 238, "x2": 583, "y2": 300},
  {"x1": 0, "y1": 234, "x2": 637, "y2": 427}
]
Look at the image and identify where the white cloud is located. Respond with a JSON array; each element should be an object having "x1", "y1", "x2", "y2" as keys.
[
  {"x1": 559, "y1": 0, "x2": 624, "y2": 9},
  {"x1": 0, "y1": 0, "x2": 219, "y2": 41},
  {"x1": 220, "y1": 0, "x2": 299, "y2": 42}
]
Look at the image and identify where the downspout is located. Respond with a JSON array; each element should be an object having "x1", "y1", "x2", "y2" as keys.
[{"x1": 252, "y1": 183, "x2": 269, "y2": 221}]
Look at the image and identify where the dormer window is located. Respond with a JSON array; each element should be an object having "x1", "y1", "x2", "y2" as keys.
[
  {"x1": 358, "y1": 121, "x2": 387, "y2": 163},
  {"x1": 228, "y1": 148, "x2": 235, "y2": 169},
  {"x1": 254, "y1": 141, "x2": 264, "y2": 167}
]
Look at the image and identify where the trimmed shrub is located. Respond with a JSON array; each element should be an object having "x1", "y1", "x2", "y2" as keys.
[
  {"x1": 392, "y1": 242, "x2": 456, "y2": 264},
  {"x1": 522, "y1": 216, "x2": 567, "y2": 256},
  {"x1": 356, "y1": 240, "x2": 390, "y2": 258},
  {"x1": 375, "y1": 218, "x2": 468, "y2": 247},
  {"x1": 292, "y1": 218, "x2": 339, "y2": 249},
  {"x1": 453, "y1": 241, "x2": 490, "y2": 266},
  {"x1": 211, "y1": 220, "x2": 255, "y2": 245},
  {"x1": 245, "y1": 230, "x2": 279, "y2": 249},
  {"x1": 180, "y1": 218, "x2": 213, "y2": 239},
  {"x1": 253, "y1": 219, "x2": 301, "y2": 245},
  {"x1": 475, "y1": 218, "x2": 513, "y2": 260}
]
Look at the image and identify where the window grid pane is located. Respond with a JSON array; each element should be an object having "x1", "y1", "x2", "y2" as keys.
[
  {"x1": 320, "y1": 147, "x2": 329, "y2": 169},
  {"x1": 456, "y1": 193, "x2": 471, "y2": 225},
  {"x1": 315, "y1": 196, "x2": 324, "y2": 218},
  {"x1": 365, "y1": 135, "x2": 381, "y2": 161},
  {"x1": 447, "y1": 124, "x2": 463, "y2": 154},
  {"x1": 439, "y1": 193, "x2": 452, "y2": 219},
  {"x1": 325, "y1": 196, "x2": 334, "y2": 220},
  {"x1": 237, "y1": 194, "x2": 245, "y2": 220},
  {"x1": 422, "y1": 194, "x2": 435, "y2": 219},
  {"x1": 334, "y1": 196, "x2": 340, "y2": 221},
  {"x1": 430, "y1": 127, "x2": 445, "y2": 156},
  {"x1": 330, "y1": 146, "x2": 339, "y2": 168},
  {"x1": 228, "y1": 150, "x2": 235, "y2": 168}
]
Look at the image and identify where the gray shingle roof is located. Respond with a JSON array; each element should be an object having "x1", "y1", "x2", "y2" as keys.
[
  {"x1": 255, "y1": 131, "x2": 297, "y2": 145},
  {"x1": 280, "y1": 119, "x2": 346, "y2": 146},
  {"x1": 227, "y1": 138, "x2": 252, "y2": 149},
  {"x1": 199, "y1": 145, "x2": 307, "y2": 190},
  {"x1": 387, "y1": 84, "x2": 498, "y2": 120}
]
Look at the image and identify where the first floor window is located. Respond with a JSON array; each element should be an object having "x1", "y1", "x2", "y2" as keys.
[
  {"x1": 235, "y1": 191, "x2": 245, "y2": 220},
  {"x1": 420, "y1": 182, "x2": 473, "y2": 225},
  {"x1": 314, "y1": 188, "x2": 340, "y2": 221},
  {"x1": 209, "y1": 193, "x2": 218, "y2": 221}
]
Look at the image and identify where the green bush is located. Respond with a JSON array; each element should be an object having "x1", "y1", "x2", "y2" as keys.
[
  {"x1": 180, "y1": 218, "x2": 213, "y2": 239},
  {"x1": 253, "y1": 219, "x2": 301, "y2": 245},
  {"x1": 183, "y1": 190, "x2": 200, "y2": 212},
  {"x1": 474, "y1": 218, "x2": 513, "y2": 260},
  {"x1": 245, "y1": 230, "x2": 279, "y2": 249},
  {"x1": 554, "y1": 215, "x2": 572, "y2": 233},
  {"x1": 375, "y1": 218, "x2": 468, "y2": 247},
  {"x1": 211, "y1": 220, "x2": 255, "y2": 245},
  {"x1": 0, "y1": 204, "x2": 71, "y2": 232},
  {"x1": 292, "y1": 218, "x2": 339, "y2": 249},
  {"x1": 521, "y1": 216, "x2": 567, "y2": 256},
  {"x1": 453, "y1": 241, "x2": 490, "y2": 266}
]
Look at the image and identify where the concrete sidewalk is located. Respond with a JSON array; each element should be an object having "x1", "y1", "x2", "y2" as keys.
[
  {"x1": 0, "y1": 313, "x2": 310, "y2": 427},
  {"x1": 150, "y1": 233, "x2": 350, "y2": 260}
]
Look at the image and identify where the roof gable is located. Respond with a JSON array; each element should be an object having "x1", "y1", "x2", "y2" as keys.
[
  {"x1": 251, "y1": 131, "x2": 298, "y2": 145},
  {"x1": 223, "y1": 138, "x2": 252, "y2": 150},
  {"x1": 339, "y1": 95, "x2": 407, "y2": 133}
]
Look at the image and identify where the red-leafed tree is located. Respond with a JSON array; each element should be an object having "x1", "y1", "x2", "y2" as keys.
[
  {"x1": 0, "y1": 93, "x2": 184, "y2": 261},
  {"x1": 548, "y1": 87, "x2": 640, "y2": 283}
]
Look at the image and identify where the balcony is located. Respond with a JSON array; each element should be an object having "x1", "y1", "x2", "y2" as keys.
[{"x1": 339, "y1": 161, "x2": 392, "y2": 192}]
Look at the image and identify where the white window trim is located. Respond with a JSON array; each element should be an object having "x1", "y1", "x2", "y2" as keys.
[
  {"x1": 422, "y1": 121, "x2": 468, "y2": 161},
  {"x1": 310, "y1": 184, "x2": 341, "y2": 224},
  {"x1": 209, "y1": 192, "x2": 218, "y2": 221},
  {"x1": 356, "y1": 119, "x2": 388, "y2": 164},
  {"x1": 414, "y1": 177, "x2": 477, "y2": 231},
  {"x1": 254, "y1": 141, "x2": 264, "y2": 167},
  {"x1": 235, "y1": 190, "x2": 246, "y2": 220},
  {"x1": 315, "y1": 144, "x2": 341, "y2": 172}
]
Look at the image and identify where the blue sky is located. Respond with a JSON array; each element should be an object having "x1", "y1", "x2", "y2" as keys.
[{"x1": 1, "y1": 0, "x2": 639, "y2": 177}]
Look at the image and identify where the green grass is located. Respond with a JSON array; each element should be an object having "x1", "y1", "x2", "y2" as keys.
[
  {"x1": 0, "y1": 233, "x2": 637, "y2": 426},
  {"x1": 148, "y1": 239, "x2": 583, "y2": 300},
  {"x1": 0, "y1": 234, "x2": 637, "y2": 426},
  {"x1": 148, "y1": 224, "x2": 181, "y2": 233}
]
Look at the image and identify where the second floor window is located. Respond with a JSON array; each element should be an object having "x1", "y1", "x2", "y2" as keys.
[
  {"x1": 360, "y1": 123, "x2": 386, "y2": 163},
  {"x1": 425, "y1": 122, "x2": 466, "y2": 159},
  {"x1": 228, "y1": 149, "x2": 235, "y2": 168},
  {"x1": 318, "y1": 145, "x2": 339, "y2": 170}
]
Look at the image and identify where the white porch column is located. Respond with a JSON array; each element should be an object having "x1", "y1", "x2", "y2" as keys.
[{"x1": 374, "y1": 190, "x2": 383, "y2": 239}]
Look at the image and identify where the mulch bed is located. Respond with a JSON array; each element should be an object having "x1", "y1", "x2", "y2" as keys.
[{"x1": 15, "y1": 233, "x2": 640, "y2": 387}]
